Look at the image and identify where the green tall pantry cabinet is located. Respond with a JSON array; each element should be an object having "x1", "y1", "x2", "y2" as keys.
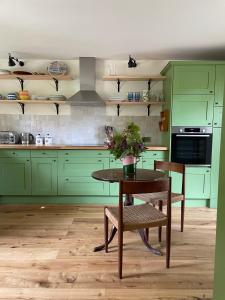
[{"x1": 161, "y1": 62, "x2": 225, "y2": 207}]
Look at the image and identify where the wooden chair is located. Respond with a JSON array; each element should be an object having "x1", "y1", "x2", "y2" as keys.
[
  {"x1": 133, "y1": 161, "x2": 185, "y2": 242},
  {"x1": 104, "y1": 178, "x2": 171, "y2": 279}
]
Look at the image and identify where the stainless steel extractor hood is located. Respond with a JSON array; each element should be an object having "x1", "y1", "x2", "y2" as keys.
[{"x1": 69, "y1": 57, "x2": 104, "y2": 106}]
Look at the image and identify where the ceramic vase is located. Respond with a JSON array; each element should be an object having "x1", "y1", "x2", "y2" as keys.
[{"x1": 122, "y1": 155, "x2": 137, "y2": 176}]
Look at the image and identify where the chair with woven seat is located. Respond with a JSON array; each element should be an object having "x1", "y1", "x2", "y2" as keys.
[
  {"x1": 133, "y1": 161, "x2": 185, "y2": 242},
  {"x1": 104, "y1": 178, "x2": 171, "y2": 279}
]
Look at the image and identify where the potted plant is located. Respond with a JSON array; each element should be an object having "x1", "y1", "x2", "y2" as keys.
[{"x1": 107, "y1": 122, "x2": 146, "y2": 175}]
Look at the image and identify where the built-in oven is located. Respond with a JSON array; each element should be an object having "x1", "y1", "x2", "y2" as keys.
[{"x1": 171, "y1": 126, "x2": 212, "y2": 165}]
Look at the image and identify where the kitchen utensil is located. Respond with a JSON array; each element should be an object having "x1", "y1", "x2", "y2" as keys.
[
  {"x1": 47, "y1": 61, "x2": 68, "y2": 76},
  {"x1": 20, "y1": 132, "x2": 34, "y2": 145}
]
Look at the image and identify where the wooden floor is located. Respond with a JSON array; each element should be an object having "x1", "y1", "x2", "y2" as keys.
[{"x1": 0, "y1": 205, "x2": 216, "y2": 300}]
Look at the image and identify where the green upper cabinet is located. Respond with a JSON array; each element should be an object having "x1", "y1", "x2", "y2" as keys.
[
  {"x1": 172, "y1": 95, "x2": 214, "y2": 126},
  {"x1": 31, "y1": 157, "x2": 58, "y2": 195},
  {"x1": 215, "y1": 65, "x2": 225, "y2": 106},
  {"x1": 213, "y1": 106, "x2": 223, "y2": 127},
  {"x1": 173, "y1": 65, "x2": 215, "y2": 95},
  {"x1": 0, "y1": 157, "x2": 31, "y2": 195}
]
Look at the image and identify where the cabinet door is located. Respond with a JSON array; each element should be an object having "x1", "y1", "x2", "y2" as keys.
[
  {"x1": 210, "y1": 128, "x2": 222, "y2": 208},
  {"x1": 173, "y1": 65, "x2": 215, "y2": 95},
  {"x1": 185, "y1": 167, "x2": 211, "y2": 199},
  {"x1": 31, "y1": 158, "x2": 57, "y2": 195},
  {"x1": 172, "y1": 95, "x2": 214, "y2": 126},
  {"x1": 0, "y1": 157, "x2": 31, "y2": 195},
  {"x1": 215, "y1": 65, "x2": 225, "y2": 106},
  {"x1": 213, "y1": 106, "x2": 223, "y2": 127},
  {"x1": 58, "y1": 157, "x2": 109, "y2": 195}
]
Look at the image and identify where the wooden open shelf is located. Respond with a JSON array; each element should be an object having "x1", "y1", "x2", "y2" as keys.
[
  {"x1": 105, "y1": 100, "x2": 165, "y2": 105},
  {"x1": 0, "y1": 74, "x2": 73, "y2": 80},
  {"x1": 0, "y1": 100, "x2": 68, "y2": 115},
  {"x1": 103, "y1": 75, "x2": 166, "y2": 81},
  {"x1": 105, "y1": 100, "x2": 165, "y2": 116}
]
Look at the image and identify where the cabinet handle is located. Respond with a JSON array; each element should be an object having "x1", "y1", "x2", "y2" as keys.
[
  {"x1": 209, "y1": 91, "x2": 213, "y2": 93},
  {"x1": 65, "y1": 159, "x2": 69, "y2": 162},
  {"x1": 12, "y1": 152, "x2": 16, "y2": 155},
  {"x1": 42, "y1": 152, "x2": 46, "y2": 155},
  {"x1": 65, "y1": 153, "x2": 69, "y2": 155},
  {"x1": 214, "y1": 123, "x2": 218, "y2": 125},
  {"x1": 153, "y1": 154, "x2": 157, "y2": 156},
  {"x1": 215, "y1": 102, "x2": 219, "y2": 105},
  {"x1": 53, "y1": 160, "x2": 56, "y2": 162},
  {"x1": 143, "y1": 160, "x2": 146, "y2": 162},
  {"x1": 208, "y1": 123, "x2": 211, "y2": 125},
  {"x1": 98, "y1": 160, "x2": 102, "y2": 162},
  {"x1": 65, "y1": 178, "x2": 69, "y2": 181},
  {"x1": 98, "y1": 153, "x2": 102, "y2": 155},
  {"x1": 206, "y1": 170, "x2": 209, "y2": 173},
  {"x1": 26, "y1": 159, "x2": 30, "y2": 162}
]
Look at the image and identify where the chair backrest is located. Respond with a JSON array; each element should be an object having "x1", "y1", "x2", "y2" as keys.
[
  {"x1": 154, "y1": 161, "x2": 185, "y2": 196},
  {"x1": 118, "y1": 178, "x2": 172, "y2": 226}
]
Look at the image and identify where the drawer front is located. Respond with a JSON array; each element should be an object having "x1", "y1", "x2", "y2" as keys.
[
  {"x1": 58, "y1": 150, "x2": 110, "y2": 157},
  {"x1": 142, "y1": 151, "x2": 167, "y2": 159},
  {"x1": 58, "y1": 176, "x2": 109, "y2": 196},
  {"x1": 31, "y1": 150, "x2": 58, "y2": 157},
  {"x1": 58, "y1": 157, "x2": 109, "y2": 177},
  {"x1": 0, "y1": 150, "x2": 30, "y2": 158}
]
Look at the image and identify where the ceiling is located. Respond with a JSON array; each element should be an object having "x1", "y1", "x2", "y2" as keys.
[{"x1": 0, "y1": 0, "x2": 225, "y2": 60}]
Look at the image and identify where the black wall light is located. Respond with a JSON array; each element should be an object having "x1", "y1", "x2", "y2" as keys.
[
  {"x1": 8, "y1": 53, "x2": 24, "y2": 67},
  {"x1": 128, "y1": 55, "x2": 137, "y2": 68}
]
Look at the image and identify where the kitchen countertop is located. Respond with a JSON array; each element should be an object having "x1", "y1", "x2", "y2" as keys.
[{"x1": 0, "y1": 144, "x2": 168, "y2": 151}]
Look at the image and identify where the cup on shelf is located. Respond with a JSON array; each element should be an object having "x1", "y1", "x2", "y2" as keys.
[
  {"x1": 134, "y1": 92, "x2": 140, "y2": 102},
  {"x1": 128, "y1": 92, "x2": 134, "y2": 101}
]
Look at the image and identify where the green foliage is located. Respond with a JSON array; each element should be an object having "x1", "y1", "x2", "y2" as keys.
[{"x1": 108, "y1": 122, "x2": 146, "y2": 160}]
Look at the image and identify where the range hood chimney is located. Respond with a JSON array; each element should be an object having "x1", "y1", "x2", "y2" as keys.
[{"x1": 69, "y1": 57, "x2": 104, "y2": 106}]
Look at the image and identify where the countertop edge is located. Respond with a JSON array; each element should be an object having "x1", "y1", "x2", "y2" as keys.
[{"x1": 0, "y1": 145, "x2": 168, "y2": 151}]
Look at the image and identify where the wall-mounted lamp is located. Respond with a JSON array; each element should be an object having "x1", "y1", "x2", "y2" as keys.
[
  {"x1": 8, "y1": 53, "x2": 24, "y2": 67},
  {"x1": 128, "y1": 55, "x2": 137, "y2": 68}
]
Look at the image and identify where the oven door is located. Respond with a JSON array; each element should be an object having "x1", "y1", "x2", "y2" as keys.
[{"x1": 171, "y1": 133, "x2": 212, "y2": 165}]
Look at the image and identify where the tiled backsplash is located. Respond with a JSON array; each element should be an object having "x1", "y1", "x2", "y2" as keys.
[{"x1": 0, "y1": 106, "x2": 161, "y2": 145}]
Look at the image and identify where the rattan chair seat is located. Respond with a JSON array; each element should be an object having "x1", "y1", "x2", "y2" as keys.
[
  {"x1": 133, "y1": 191, "x2": 184, "y2": 205},
  {"x1": 105, "y1": 204, "x2": 167, "y2": 231}
]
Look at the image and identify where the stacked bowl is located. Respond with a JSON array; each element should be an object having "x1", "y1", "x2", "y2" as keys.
[{"x1": 7, "y1": 92, "x2": 17, "y2": 100}]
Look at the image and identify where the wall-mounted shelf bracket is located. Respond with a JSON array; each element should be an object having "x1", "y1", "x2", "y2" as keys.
[
  {"x1": 18, "y1": 102, "x2": 25, "y2": 114},
  {"x1": 54, "y1": 103, "x2": 59, "y2": 115},
  {"x1": 53, "y1": 78, "x2": 59, "y2": 91},
  {"x1": 117, "y1": 104, "x2": 120, "y2": 116},
  {"x1": 16, "y1": 77, "x2": 24, "y2": 91},
  {"x1": 117, "y1": 79, "x2": 120, "y2": 92},
  {"x1": 147, "y1": 104, "x2": 151, "y2": 116},
  {"x1": 148, "y1": 79, "x2": 152, "y2": 91}
]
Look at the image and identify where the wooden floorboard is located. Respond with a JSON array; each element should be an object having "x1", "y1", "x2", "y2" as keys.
[{"x1": 0, "y1": 205, "x2": 216, "y2": 300}]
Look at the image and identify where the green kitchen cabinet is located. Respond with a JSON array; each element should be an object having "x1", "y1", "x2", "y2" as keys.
[
  {"x1": 173, "y1": 65, "x2": 215, "y2": 95},
  {"x1": 31, "y1": 157, "x2": 58, "y2": 195},
  {"x1": 58, "y1": 156, "x2": 109, "y2": 195},
  {"x1": 210, "y1": 128, "x2": 222, "y2": 208},
  {"x1": 0, "y1": 157, "x2": 31, "y2": 195},
  {"x1": 213, "y1": 106, "x2": 223, "y2": 127},
  {"x1": 215, "y1": 65, "x2": 225, "y2": 106},
  {"x1": 172, "y1": 95, "x2": 214, "y2": 126},
  {"x1": 185, "y1": 167, "x2": 211, "y2": 199}
]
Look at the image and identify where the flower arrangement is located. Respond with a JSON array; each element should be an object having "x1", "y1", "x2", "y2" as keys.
[{"x1": 107, "y1": 122, "x2": 146, "y2": 160}]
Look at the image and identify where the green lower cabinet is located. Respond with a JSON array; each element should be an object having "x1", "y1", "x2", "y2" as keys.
[
  {"x1": 210, "y1": 128, "x2": 222, "y2": 208},
  {"x1": 58, "y1": 156, "x2": 109, "y2": 195},
  {"x1": 31, "y1": 157, "x2": 58, "y2": 195},
  {"x1": 0, "y1": 157, "x2": 31, "y2": 195},
  {"x1": 185, "y1": 167, "x2": 211, "y2": 199},
  {"x1": 172, "y1": 95, "x2": 214, "y2": 126},
  {"x1": 213, "y1": 106, "x2": 223, "y2": 127}
]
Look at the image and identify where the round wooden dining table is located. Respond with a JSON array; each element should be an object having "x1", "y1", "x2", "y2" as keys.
[{"x1": 92, "y1": 168, "x2": 167, "y2": 254}]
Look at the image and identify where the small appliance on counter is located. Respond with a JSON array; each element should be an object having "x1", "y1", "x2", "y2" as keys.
[
  {"x1": 0, "y1": 131, "x2": 20, "y2": 144},
  {"x1": 20, "y1": 132, "x2": 34, "y2": 145},
  {"x1": 35, "y1": 134, "x2": 44, "y2": 146},
  {"x1": 44, "y1": 133, "x2": 53, "y2": 145}
]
